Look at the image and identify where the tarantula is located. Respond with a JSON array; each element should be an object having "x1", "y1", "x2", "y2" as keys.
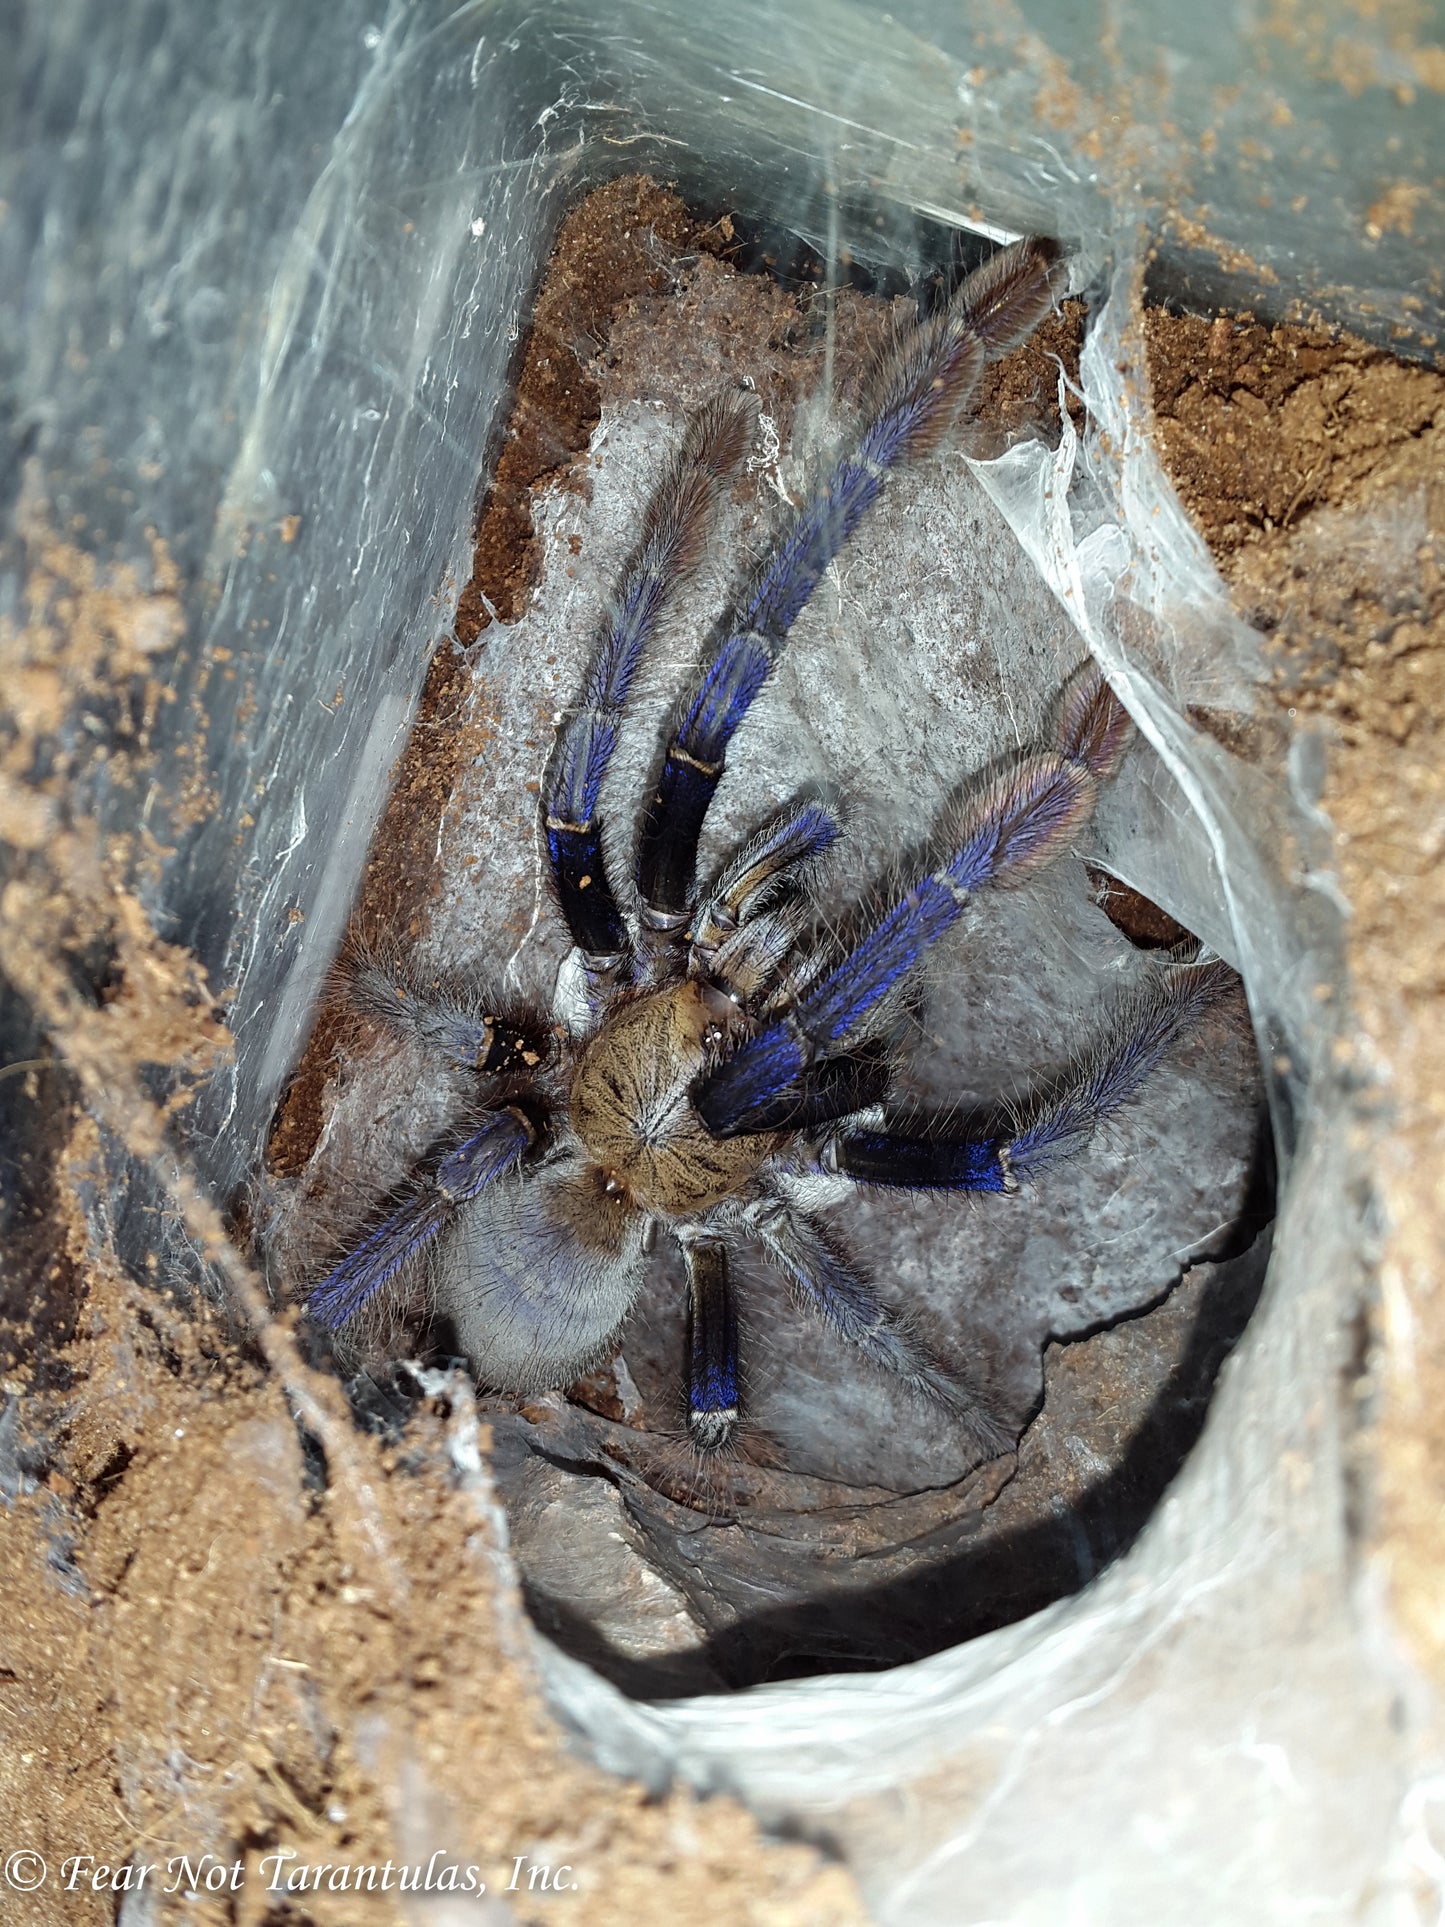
[{"x1": 305, "y1": 234, "x2": 1232, "y2": 1456}]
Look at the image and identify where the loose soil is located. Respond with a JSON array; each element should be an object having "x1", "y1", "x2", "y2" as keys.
[{"x1": 1144, "y1": 303, "x2": 1445, "y2": 1691}]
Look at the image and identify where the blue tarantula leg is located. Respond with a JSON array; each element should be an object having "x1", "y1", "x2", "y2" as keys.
[
  {"x1": 691, "y1": 798, "x2": 839, "y2": 959},
  {"x1": 702, "y1": 907, "x2": 808, "y2": 1006},
  {"x1": 723, "y1": 1046, "x2": 891, "y2": 1135},
  {"x1": 696, "y1": 666, "x2": 1130, "y2": 1137},
  {"x1": 637, "y1": 236, "x2": 1068, "y2": 920},
  {"x1": 681, "y1": 1234, "x2": 740, "y2": 1452},
  {"x1": 830, "y1": 958, "x2": 1238, "y2": 1191},
  {"x1": 680, "y1": 802, "x2": 838, "y2": 1006},
  {"x1": 306, "y1": 1107, "x2": 533, "y2": 1331},
  {"x1": 545, "y1": 394, "x2": 752, "y2": 958},
  {"x1": 1054, "y1": 658, "x2": 1134, "y2": 775},
  {"x1": 749, "y1": 1202, "x2": 1011, "y2": 1458}
]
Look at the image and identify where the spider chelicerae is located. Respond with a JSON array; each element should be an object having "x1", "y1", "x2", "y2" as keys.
[{"x1": 304, "y1": 234, "x2": 1235, "y2": 1457}]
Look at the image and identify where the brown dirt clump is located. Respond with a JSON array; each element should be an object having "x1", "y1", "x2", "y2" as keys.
[
  {"x1": 2, "y1": 1233, "x2": 863, "y2": 1927},
  {"x1": 456, "y1": 175, "x2": 705, "y2": 642},
  {"x1": 1146, "y1": 303, "x2": 1445, "y2": 1690}
]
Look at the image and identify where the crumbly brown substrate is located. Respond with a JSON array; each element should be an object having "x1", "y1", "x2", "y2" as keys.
[{"x1": 1146, "y1": 302, "x2": 1445, "y2": 1693}]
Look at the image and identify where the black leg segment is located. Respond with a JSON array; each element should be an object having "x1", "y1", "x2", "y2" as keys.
[
  {"x1": 831, "y1": 957, "x2": 1239, "y2": 1192},
  {"x1": 546, "y1": 821, "x2": 629, "y2": 959},
  {"x1": 684, "y1": 1236, "x2": 740, "y2": 1451},
  {"x1": 544, "y1": 394, "x2": 751, "y2": 958}
]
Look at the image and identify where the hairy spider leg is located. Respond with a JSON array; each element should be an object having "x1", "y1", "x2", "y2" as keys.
[
  {"x1": 688, "y1": 799, "x2": 895, "y2": 1116},
  {"x1": 691, "y1": 797, "x2": 839, "y2": 952},
  {"x1": 636, "y1": 235, "x2": 1067, "y2": 923},
  {"x1": 307, "y1": 1108, "x2": 533, "y2": 1330},
  {"x1": 681, "y1": 1235, "x2": 740, "y2": 1450},
  {"x1": 346, "y1": 952, "x2": 545, "y2": 1077},
  {"x1": 832, "y1": 958, "x2": 1237, "y2": 1190},
  {"x1": 545, "y1": 395, "x2": 752, "y2": 960},
  {"x1": 705, "y1": 908, "x2": 811, "y2": 1006},
  {"x1": 696, "y1": 667, "x2": 1129, "y2": 1138},
  {"x1": 749, "y1": 1203, "x2": 1011, "y2": 1457},
  {"x1": 688, "y1": 797, "x2": 839, "y2": 997},
  {"x1": 1054, "y1": 660, "x2": 1134, "y2": 775},
  {"x1": 716, "y1": 1048, "x2": 892, "y2": 1135}
]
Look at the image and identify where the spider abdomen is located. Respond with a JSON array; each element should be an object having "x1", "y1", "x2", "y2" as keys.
[{"x1": 570, "y1": 981, "x2": 780, "y2": 1215}]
